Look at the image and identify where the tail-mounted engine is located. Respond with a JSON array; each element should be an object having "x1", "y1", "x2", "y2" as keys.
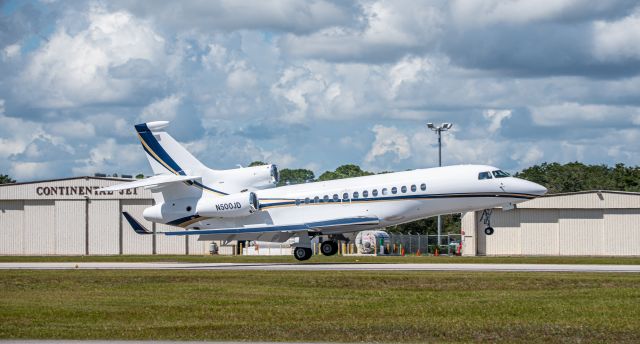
[
  {"x1": 143, "y1": 192, "x2": 260, "y2": 223},
  {"x1": 195, "y1": 192, "x2": 260, "y2": 218},
  {"x1": 218, "y1": 164, "x2": 279, "y2": 190}
]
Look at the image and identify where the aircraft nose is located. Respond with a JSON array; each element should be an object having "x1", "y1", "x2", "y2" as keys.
[{"x1": 515, "y1": 178, "x2": 548, "y2": 196}]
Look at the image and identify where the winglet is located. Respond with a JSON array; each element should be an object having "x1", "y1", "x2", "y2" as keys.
[{"x1": 122, "y1": 212, "x2": 152, "y2": 234}]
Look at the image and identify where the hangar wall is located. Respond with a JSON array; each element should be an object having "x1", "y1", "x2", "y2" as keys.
[
  {"x1": 462, "y1": 191, "x2": 640, "y2": 256},
  {"x1": 0, "y1": 177, "x2": 209, "y2": 255}
]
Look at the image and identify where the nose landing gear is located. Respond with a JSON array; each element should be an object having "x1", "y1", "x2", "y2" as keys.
[{"x1": 480, "y1": 209, "x2": 494, "y2": 236}]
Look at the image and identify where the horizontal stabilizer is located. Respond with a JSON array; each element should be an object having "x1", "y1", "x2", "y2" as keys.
[
  {"x1": 162, "y1": 216, "x2": 379, "y2": 236},
  {"x1": 122, "y1": 212, "x2": 152, "y2": 234},
  {"x1": 98, "y1": 174, "x2": 201, "y2": 192}
]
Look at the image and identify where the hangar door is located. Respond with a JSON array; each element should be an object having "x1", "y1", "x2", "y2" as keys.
[{"x1": 475, "y1": 208, "x2": 634, "y2": 256}]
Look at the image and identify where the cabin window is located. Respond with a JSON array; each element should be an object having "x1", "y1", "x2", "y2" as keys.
[
  {"x1": 372, "y1": 189, "x2": 379, "y2": 197},
  {"x1": 353, "y1": 191, "x2": 359, "y2": 199},
  {"x1": 323, "y1": 195, "x2": 330, "y2": 202},
  {"x1": 363, "y1": 190, "x2": 369, "y2": 197},
  {"x1": 343, "y1": 192, "x2": 349, "y2": 200},
  {"x1": 478, "y1": 172, "x2": 492, "y2": 180},
  {"x1": 492, "y1": 170, "x2": 510, "y2": 178},
  {"x1": 401, "y1": 186, "x2": 407, "y2": 193},
  {"x1": 382, "y1": 188, "x2": 388, "y2": 195},
  {"x1": 314, "y1": 196, "x2": 320, "y2": 203},
  {"x1": 333, "y1": 194, "x2": 339, "y2": 202},
  {"x1": 295, "y1": 199, "x2": 301, "y2": 206},
  {"x1": 420, "y1": 183, "x2": 426, "y2": 191},
  {"x1": 304, "y1": 197, "x2": 310, "y2": 204},
  {"x1": 391, "y1": 187, "x2": 398, "y2": 194},
  {"x1": 411, "y1": 185, "x2": 417, "y2": 192}
]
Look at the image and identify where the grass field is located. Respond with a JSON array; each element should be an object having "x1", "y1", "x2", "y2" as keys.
[
  {"x1": 2, "y1": 254, "x2": 640, "y2": 265},
  {"x1": 1, "y1": 270, "x2": 639, "y2": 343}
]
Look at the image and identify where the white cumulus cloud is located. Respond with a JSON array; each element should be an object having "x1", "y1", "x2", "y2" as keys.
[
  {"x1": 483, "y1": 109, "x2": 512, "y2": 133},
  {"x1": 365, "y1": 125, "x2": 411, "y2": 163},
  {"x1": 18, "y1": 5, "x2": 166, "y2": 108},
  {"x1": 593, "y1": 11, "x2": 640, "y2": 61},
  {"x1": 140, "y1": 94, "x2": 183, "y2": 122}
]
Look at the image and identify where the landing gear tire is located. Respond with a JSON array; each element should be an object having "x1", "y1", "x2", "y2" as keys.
[
  {"x1": 293, "y1": 247, "x2": 313, "y2": 261},
  {"x1": 484, "y1": 227, "x2": 495, "y2": 236},
  {"x1": 321, "y1": 241, "x2": 339, "y2": 256}
]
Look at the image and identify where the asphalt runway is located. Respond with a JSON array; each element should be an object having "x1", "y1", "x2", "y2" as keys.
[{"x1": 1, "y1": 262, "x2": 639, "y2": 272}]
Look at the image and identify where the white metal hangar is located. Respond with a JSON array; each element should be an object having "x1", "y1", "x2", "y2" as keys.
[
  {"x1": 3, "y1": 178, "x2": 640, "y2": 257},
  {"x1": 0, "y1": 177, "x2": 209, "y2": 255},
  {"x1": 461, "y1": 191, "x2": 640, "y2": 256}
]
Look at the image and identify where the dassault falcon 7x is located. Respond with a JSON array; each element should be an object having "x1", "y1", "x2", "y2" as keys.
[{"x1": 102, "y1": 121, "x2": 547, "y2": 261}]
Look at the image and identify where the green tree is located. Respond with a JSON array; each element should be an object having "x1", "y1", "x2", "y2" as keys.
[
  {"x1": 249, "y1": 161, "x2": 267, "y2": 167},
  {"x1": 317, "y1": 164, "x2": 373, "y2": 181},
  {"x1": 0, "y1": 174, "x2": 16, "y2": 184},
  {"x1": 278, "y1": 169, "x2": 315, "y2": 186},
  {"x1": 515, "y1": 162, "x2": 640, "y2": 193}
]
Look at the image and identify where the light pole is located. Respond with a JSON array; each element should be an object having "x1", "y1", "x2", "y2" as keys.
[{"x1": 427, "y1": 122, "x2": 453, "y2": 246}]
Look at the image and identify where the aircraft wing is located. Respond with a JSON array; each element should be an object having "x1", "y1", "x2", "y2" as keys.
[
  {"x1": 165, "y1": 216, "x2": 380, "y2": 236},
  {"x1": 122, "y1": 212, "x2": 379, "y2": 236},
  {"x1": 98, "y1": 174, "x2": 201, "y2": 192}
]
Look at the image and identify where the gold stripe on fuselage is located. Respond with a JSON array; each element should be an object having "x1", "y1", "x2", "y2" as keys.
[
  {"x1": 178, "y1": 216, "x2": 212, "y2": 228},
  {"x1": 259, "y1": 193, "x2": 534, "y2": 210}
]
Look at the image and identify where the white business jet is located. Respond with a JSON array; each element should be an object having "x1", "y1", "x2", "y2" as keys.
[{"x1": 102, "y1": 121, "x2": 547, "y2": 261}]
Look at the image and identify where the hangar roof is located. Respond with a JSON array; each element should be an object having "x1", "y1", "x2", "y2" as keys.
[
  {"x1": 0, "y1": 176, "x2": 152, "y2": 200},
  {"x1": 0, "y1": 176, "x2": 132, "y2": 186},
  {"x1": 519, "y1": 190, "x2": 640, "y2": 209}
]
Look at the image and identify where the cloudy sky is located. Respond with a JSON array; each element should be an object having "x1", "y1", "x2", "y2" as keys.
[{"x1": 2, "y1": 0, "x2": 640, "y2": 181}]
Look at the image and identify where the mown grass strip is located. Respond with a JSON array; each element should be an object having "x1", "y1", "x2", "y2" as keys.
[{"x1": 0, "y1": 270, "x2": 639, "y2": 343}]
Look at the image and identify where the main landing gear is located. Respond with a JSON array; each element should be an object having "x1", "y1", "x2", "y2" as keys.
[
  {"x1": 320, "y1": 240, "x2": 339, "y2": 256},
  {"x1": 293, "y1": 240, "x2": 339, "y2": 261},
  {"x1": 293, "y1": 236, "x2": 341, "y2": 261},
  {"x1": 480, "y1": 209, "x2": 495, "y2": 236},
  {"x1": 293, "y1": 247, "x2": 313, "y2": 261},
  {"x1": 293, "y1": 232, "x2": 313, "y2": 261}
]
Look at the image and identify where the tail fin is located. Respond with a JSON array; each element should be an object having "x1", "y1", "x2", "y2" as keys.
[{"x1": 135, "y1": 121, "x2": 209, "y2": 176}]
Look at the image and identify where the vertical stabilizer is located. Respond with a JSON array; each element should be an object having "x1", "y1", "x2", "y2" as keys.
[{"x1": 135, "y1": 121, "x2": 209, "y2": 176}]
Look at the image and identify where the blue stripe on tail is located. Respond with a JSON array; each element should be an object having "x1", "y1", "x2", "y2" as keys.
[{"x1": 135, "y1": 123, "x2": 185, "y2": 175}]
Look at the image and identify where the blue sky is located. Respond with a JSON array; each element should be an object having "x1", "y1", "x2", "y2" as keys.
[{"x1": 2, "y1": 0, "x2": 640, "y2": 181}]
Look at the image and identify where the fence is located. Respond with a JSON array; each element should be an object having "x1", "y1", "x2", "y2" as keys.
[{"x1": 388, "y1": 233, "x2": 462, "y2": 255}]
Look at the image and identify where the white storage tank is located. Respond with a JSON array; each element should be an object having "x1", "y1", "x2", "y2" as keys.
[{"x1": 355, "y1": 230, "x2": 390, "y2": 254}]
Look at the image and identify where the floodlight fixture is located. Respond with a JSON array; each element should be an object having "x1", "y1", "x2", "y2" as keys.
[{"x1": 426, "y1": 120, "x2": 455, "y2": 245}]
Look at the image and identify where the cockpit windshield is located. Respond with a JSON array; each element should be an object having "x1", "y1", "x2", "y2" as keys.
[
  {"x1": 478, "y1": 172, "x2": 492, "y2": 180},
  {"x1": 492, "y1": 170, "x2": 510, "y2": 178}
]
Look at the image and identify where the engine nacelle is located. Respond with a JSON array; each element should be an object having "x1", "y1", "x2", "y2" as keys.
[
  {"x1": 218, "y1": 164, "x2": 279, "y2": 190},
  {"x1": 195, "y1": 192, "x2": 259, "y2": 218}
]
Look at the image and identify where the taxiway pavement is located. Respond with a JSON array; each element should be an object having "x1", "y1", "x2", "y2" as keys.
[{"x1": 1, "y1": 262, "x2": 639, "y2": 272}]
